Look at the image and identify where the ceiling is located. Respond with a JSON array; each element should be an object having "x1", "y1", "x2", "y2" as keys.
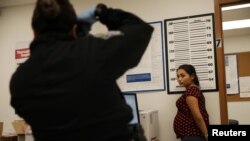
[
  {"x1": 222, "y1": 5, "x2": 250, "y2": 37},
  {"x1": 0, "y1": 0, "x2": 249, "y2": 38}
]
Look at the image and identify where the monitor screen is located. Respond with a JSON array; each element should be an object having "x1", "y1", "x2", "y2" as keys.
[{"x1": 123, "y1": 93, "x2": 140, "y2": 124}]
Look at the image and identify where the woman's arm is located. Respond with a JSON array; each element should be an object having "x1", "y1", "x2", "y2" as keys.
[{"x1": 186, "y1": 96, "x2": 208, "y2": 140}]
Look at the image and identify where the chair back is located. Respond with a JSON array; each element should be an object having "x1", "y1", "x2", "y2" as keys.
[{"x1": 0, "y1": 122, "x2": 3, "y2": 138}]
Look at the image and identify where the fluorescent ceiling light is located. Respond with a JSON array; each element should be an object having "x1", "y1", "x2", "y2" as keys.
[
  {"x1": 223, "y1": 19, "x2": 250, "y2": 30},
  {"x1": 222, "y1": 3, "x2": 250, "y2": 11}
]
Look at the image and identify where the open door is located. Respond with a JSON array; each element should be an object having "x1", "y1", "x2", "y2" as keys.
[{"x1": 214, "y1": 0, "x2": 250, "y2": 124}]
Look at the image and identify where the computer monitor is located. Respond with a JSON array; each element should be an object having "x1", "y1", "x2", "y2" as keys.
[{"x1": 123, "y1": 93, "x2": 140, "y2": 124}]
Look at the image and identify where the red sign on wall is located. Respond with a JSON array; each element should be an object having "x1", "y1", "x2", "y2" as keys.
[{"x1": 15, "y1": 48, "x2": 30, "y2": 59}]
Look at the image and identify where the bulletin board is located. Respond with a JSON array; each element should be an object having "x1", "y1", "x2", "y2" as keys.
[
  {"x1": 227, "y1": 51, "x2": 250, "y2": 102},
  {"x1": 117, "y1": 21, "x2": 166, "y2": 93},
  {"x1": 164, "y1": 13, "x2": 218, "y2": 94}
]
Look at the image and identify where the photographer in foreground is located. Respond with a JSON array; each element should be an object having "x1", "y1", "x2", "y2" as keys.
[{"x1": 9, "y1": 0, "x2": 153, "y2": 141}]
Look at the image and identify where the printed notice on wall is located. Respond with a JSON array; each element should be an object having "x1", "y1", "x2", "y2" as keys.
[
  {"x1": 239, "y1": 76, "x2": 250, "y2": 98},
  {"x1": 164, "y1": 13, "x2": 218, "y2": 94},
  {"x1": 117, "y1": 21, "x2": 165, "y2": 92},
  {"x1": 15, "y1": 41, "x2": 30, "y2": 67},
  {"x1": 225, "y1": 54, "x2": 239, "y2": 94}
]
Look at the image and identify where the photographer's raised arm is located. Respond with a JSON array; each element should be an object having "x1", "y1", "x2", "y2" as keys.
[{"x1": 93, "y1": 4, "x2": 154, "y2": 78}]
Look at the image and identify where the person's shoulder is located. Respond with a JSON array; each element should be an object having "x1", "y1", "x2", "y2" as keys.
[{"x1": 186, "y1": 85, "x2": 201, "y2": 96}]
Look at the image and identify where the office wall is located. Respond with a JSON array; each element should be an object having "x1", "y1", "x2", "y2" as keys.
[
  {"x1": 0, "y1": 0, "x2": 221, "y2": 141},
  {"x1": 224, "y1": 34, "x2": 250, "y2": 124},
  {"x1": 224, "y1": 35, "x2": 250, "y2": 54}
]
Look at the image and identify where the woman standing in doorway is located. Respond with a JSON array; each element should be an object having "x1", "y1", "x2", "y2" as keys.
[{"x1": 174, "y1": 64, "x2": 209, "y2": 141}]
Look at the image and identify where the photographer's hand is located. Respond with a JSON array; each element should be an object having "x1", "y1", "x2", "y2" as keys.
[
  {"x1": 77, "y1": 7, "x2": 96, "y2": 25},
  {"x1": 76, "y1": 7, "x2": 97, "y2": 37}
]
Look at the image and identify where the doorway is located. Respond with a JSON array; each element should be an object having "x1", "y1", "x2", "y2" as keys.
[{"x1": 214, "y1": 0, "x2": 250, "y2": 124}]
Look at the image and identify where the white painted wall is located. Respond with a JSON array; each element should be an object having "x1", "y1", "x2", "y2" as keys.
[
  {"x1": 224, "y1": 34, "x2": 250, "y2": 125},
  {"x1": 224, "y1": 35, "x2": 250, "y2": 54},
  {"x1": 0, "y1": 0, "x2": 226, "y2": 141}
]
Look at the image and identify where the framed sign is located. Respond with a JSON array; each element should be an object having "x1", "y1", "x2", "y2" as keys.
[
  {"x1": 164, "y1": 13, "x2": 218, "y2": 94},
  {"x1": 117, "y1": 21, "x2": 166, "y2": 93}
]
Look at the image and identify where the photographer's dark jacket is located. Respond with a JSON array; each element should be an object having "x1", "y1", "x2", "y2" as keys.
[{"x1": 10, "y1": 8, "x2": 153, "y2": 141}]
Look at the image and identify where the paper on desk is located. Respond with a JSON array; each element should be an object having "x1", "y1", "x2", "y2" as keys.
[{"x1": 12, "y1": 120, "x2": 28, "y2": 134}]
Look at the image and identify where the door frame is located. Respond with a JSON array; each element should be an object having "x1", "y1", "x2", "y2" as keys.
[{"x1": 214, "y1": 0, "x2": 250, "y2": 124}]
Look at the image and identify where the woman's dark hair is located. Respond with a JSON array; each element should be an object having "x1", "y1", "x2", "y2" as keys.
[
  {"x1": 32, "y1": 0, "x2": 77, "y2": 34},
  {"x1": 177, "y1": 64, "x2": 200, "y2": 87}
]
